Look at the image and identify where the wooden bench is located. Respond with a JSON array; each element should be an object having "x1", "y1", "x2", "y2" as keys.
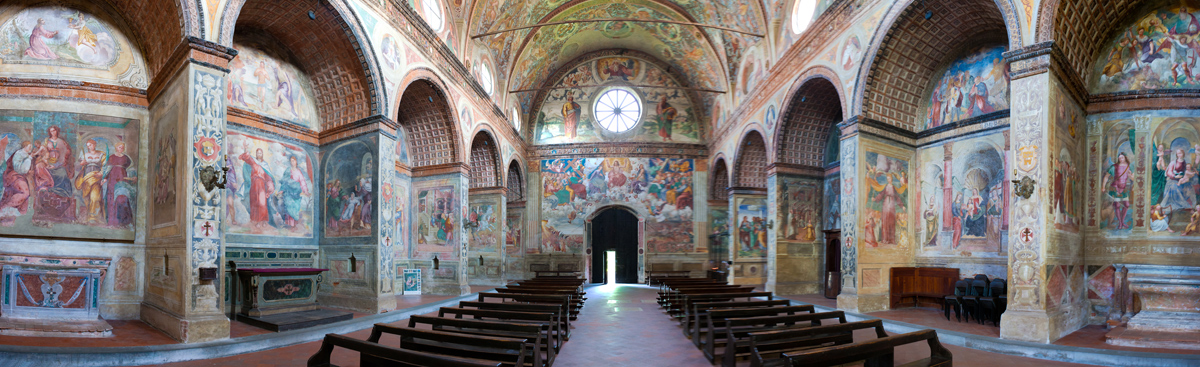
[
  {"x1": 781, "y1": 329, "x2": 952, "y2": 367},
  {"x1": 674, "y1": 291, "x2": 774, "y2": 319},
  {"x1": 459, "y1": 301, "x2": 571, "y2": 340},
  {"x1": 699, "y1": 305, "x2": 814, "y2": 358},
  {"x1": 719, "y1": 311, "x2": 848, "y2": 367},
  {"x1": 366, "y1": 325, "x2": 530, "y2": 367},
  {"x1": 664, "y1": 287, "x2": 758, "y2": 313},
  {"x1": 438, "y1": 307, "x2": 564, "y2": 352},
  {"x1": 747, "y1": 319, "x2": 887, "y2": 367},
  {"x1": 659, "y1": 284, "x2": 747, "y2": 306},
  {"x1": 684, "y1": 299, "x2": 792, "y2": 338},
  {"x1": 495, "y1": 288, "x2": 585, "y2": 308},
  {"x1": 646, "y1": 270, "x2": 692, "y2": 285},
  {"x1": 406, "y1": 315, "x2": 550, "y2": 367},
  {"x1": 533, "y1": 271, "x2": 581, "y2": 278},
  {"x1": 889, "y1": 267, "x2": 959, "y2": 309},
  {"x1": 307, "y1": 333, "x2": 503, "y2": 367},
  {"x1": 477, "y1": 293, "x2": 577, "y2": 321}
]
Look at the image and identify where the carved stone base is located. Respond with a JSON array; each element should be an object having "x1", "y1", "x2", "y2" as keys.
[
  {"x1": 139, "y1": 303, "x2": 230, "y2": 343},
  {"x1": 0, "y1": 317, "x2": 112, "y2": 337},
  {"x1": 836, "y1": 292, "x2": 888, "y2": 313},
  {"x1": 1000, "y1": 310, "x2": 1052, "y2": 343}
]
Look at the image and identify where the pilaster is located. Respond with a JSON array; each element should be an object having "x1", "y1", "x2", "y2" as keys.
[{"x1": 728, "y1": 187, "x2": 768, "y2": 286}]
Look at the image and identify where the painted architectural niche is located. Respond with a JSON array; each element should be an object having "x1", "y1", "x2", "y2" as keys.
[
  {"x1": 540, "y1": 158, "x2": 695, "y2": 254},
  {"x1": 1091, "y1": 1, "x2": 1200, "y2": 94},
  {"x1": 227, "y1": 34, "x2": 320, "y2": 130},
  {"x1": 0, "y1": 110, "x2": 139, "y2": 239},
  {"x1": 413, "y1": 180, "x2": 459, "y2": 260},
  {"x1": 0, "y1": 5, "x2": 148, "y2": 88},
  {"x1": 534, "y1": 54, "x2": 703, "y2": 144},
  {"x1": 225, "y1": 130, "x2": 316, "y2": 237},
  {"x1": 922, "y1": 45, "x2": 1009, "y2": 131},
  {"x1": 916, "y1": 132, "x2": 1009, "y2": 256}
]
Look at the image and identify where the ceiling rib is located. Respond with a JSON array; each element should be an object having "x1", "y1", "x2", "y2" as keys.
[
  {"x1": 509, "y1": 84, "x2": 727, "y2": 94},
  {"x1": 471, "y1": 17, "x2": 764, "y2": 39}
]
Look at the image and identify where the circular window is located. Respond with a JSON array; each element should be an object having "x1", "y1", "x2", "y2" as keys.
[
  {"x1": 593, "y1": 89, "x2": 642, "y2": 133},
  {"x1": 511, "y1": 107, "x2": 521, "y2": 132},
  {"x1": 791, "y1": 0, "x2": 817, "y2": 34},
  {"x1": 422, "y1": 0, "x2": 444, "y2": 32},
  {"x1": 479, "y1": 64, "x2": 494, "y2": 95}
]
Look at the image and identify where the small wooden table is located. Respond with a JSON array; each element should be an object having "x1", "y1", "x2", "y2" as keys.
[{"x1": 235, "y1": 268, "x2": 351, "y2": 331}]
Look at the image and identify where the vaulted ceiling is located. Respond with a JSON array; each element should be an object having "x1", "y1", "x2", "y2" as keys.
[{"x1": 465, "y1": 0, "x2": 768, "y2": 98}]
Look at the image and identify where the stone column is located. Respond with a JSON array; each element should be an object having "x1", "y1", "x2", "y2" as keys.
[
  {"x1": 412, "y1": 164, "x2": 471, "y2": 295},
  {"x1": 728, "y1": 188, "x2": 768, "y2": 286},
  {"x1": 467, "y1": 188, "x2": 507, "y2": 286},
  {"x1": 835, "y1": 122, "x2": 863, "y2": 311},
  {"x1": 1000, "y1": 44, "x2": 1087, "y2": 343},
  {"x1": 141, "y1": 38, "x2": 236, "y2": 343}
]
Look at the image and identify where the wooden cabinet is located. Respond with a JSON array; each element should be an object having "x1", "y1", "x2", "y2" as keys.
[{"x1": 889, "y1": 267, "x2": 959, "y2": 309}]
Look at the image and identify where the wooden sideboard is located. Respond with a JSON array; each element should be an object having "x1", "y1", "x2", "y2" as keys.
[{"x1": 889, "y1": 267, "x2": 959, "y2": 309}]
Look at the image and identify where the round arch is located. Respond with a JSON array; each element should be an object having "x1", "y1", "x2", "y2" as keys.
[
  {"x1": 584, "y1": 204, "x2": 646, "y2": 283},
  {"x1": 394, "y1": 68, "x2": 464, "y2": 168},
  {"x1": 506, "y1": 158, "x2": 526, "y2": 202},
  {"x1": 710, "y1": 155, "x2": 731, "y2": 201},
  {"x1": 851, "y1": 0, "x2": 1019, "y2": 129},
  {"x1": 773, "y1": 70, "x2": 845, "y2": 167},
  {"x1": 732, "y1": 129, "x2": 769, "y2": 189},
  {"x1": 468, "y1": 129, "x2": 502, "y2": 188}
]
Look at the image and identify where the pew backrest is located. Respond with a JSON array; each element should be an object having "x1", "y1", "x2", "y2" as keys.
[
  {"x1": 782, "y1": 329, "x2": 952, "y2": 367},
  {"x1": 307, "y1": 333, "x2": 503, "y2": 367}
]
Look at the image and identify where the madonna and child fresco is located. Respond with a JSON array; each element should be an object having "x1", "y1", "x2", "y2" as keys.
[
  {"x1": 225, "y1": 131, "x2": 315, "y2": 237},
  {"x1": 540, "y1": 158, "x2": 695, "y2": 254},
  {"x1": 0, "y1": 110, "x2": 139, "y2": 238},
  {"x1": 923, "y1": 46, "x2": 1009, "y2": 130},
  {"x1": 1093, "y1": 0, "x2": 1200, "y2": 93}
]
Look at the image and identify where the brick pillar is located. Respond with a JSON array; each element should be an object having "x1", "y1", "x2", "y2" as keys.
[
  {"x1": 1000, "y1": 44, "x2": 1087, "y2": 343},
  {"x1": 141, "y1": 38, "x2": 236, "y2": 343}
]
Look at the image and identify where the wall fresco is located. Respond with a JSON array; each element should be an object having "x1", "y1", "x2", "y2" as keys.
[
  {"x1": 0, "y1": 110, "x2": 139, "y2": 239},
  {"x1": 1149, "y1": 116, "x2": 1200, "y2": 235},
  {"x1": 467, "y1": 202, "x2": 499, "y2": 253},
  {"x1": 735, "y1": 197, "x2": 768, "y2": 258},
  {"x1": 777, "y1": 176, "x2": 822, "y2": 242},
  {"x1": 1091, "y1": 1, "x2": 1200, "y2": 94},
  {"x1": 916, "y1": 132, "x2": 1009, "y2": 258},
  {"x1": 225, "y1": 130, "x2": 315, "y2": 237},
  {"x1": 322, "y1": 137, "x2": 375, "y2": 238},
  {"x1": 227, "y1": 40, "x2": 319, "y2": 129},
  {"x1": 1101, "y1": 122, "x2": 1137, "y2": 234},
  {"x1": 1051, "y1": 81, "x2": 1085, "y2": 234},
  {"x1": 823, "y1": 175, "x2": 841, "y2": 230},
  {"x1": 862, "y1": 151, "x2": 910, "y2": 248},
  {"x1": 539, "y1": 157, "x2": 695, "y2": 254},
  {"x1": 0, "y1": 5, "x2": 147, "y2": 87},
  {"x1": 922, "y1": 45, "x2": 1010, "y2": 130},
  {"x1": 413, "y1": 182, "x2": 459, "y2": 260}
]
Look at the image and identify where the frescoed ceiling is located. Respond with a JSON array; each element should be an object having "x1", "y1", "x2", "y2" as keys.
[{"x1": 467, "y1": 0, "x2": 766, "y2": 97}]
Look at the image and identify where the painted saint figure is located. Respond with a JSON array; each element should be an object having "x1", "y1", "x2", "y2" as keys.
[
  {"x1": 1157, "y1": 148, "x2": 1195, "y2": 214},
  {"x1": 0, "y1": 139, "x2": 33, "y2": 225},
  {"x1": 104, "y1": 142, "x2": 134, "y2": 228},
  {"x1": 562, "y1": 95, "x2": 581, "y2": 139},
  {"x1": 278, "y1": 155, "x2": 310, "y2": 229},
  {"x1": 1104, "y1": 152, "x2": 1133, "y2": 229},
  {"x1": 873, "y1": 174, "x2": 900, "y2": 245},
  {"x1": 656, "y1": 99, "x2": 676, "y2": 142},
  {"x1": 74, "y1": 139, "x2": 107, "y2": 223},
  {"x1": 1150, "y1": 204, "x2": 1174, "y2": 233},
  {"x1": 24, "y1": 18, "x2": 58, "y2": 60},
  {"x1": 240, "y1": 148, "x2": 275, "y2": 228}
]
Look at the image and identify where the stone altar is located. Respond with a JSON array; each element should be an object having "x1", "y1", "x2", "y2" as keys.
[
  {"x1": 0, "y1": 254, "x2": 113, "y2": 337},
  {"x1": 235, "y1": 268, "x2": 351, "y2": 331},
  {"x1": 1106, "y1": 264, "x2": 1200, "y2": 350}
]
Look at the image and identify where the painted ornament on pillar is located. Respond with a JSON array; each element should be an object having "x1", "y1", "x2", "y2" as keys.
[{"x1": 863, "y1": 151, "x2": 909, "y2": 248}]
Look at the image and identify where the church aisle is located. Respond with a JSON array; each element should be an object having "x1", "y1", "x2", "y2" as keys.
[{"x1": 552, "y1": 284, "x2": 712, "y2": 367}]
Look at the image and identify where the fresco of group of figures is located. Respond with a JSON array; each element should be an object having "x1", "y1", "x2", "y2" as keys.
[
  {"x1": 1094, "y1": 111, "x2": 1200, "y2": 236},
  {"x1": 227, "y1": 40, "x2": 319, "y2": 130},
  {"x1": 322, "y1": 137, "x2": 375, "y2": 238},
  {"x1": 224, "y1": 131, "x2": 315, "y2": 237},
  {"x1": 540, "y1": 157, "x2": 695, "y2": 254},
  {"x1": 735, "y1": 197, "x2": 768, "y2": 258},
  {"x1": 1091, "y1": 1, "x2": 1200, "y2": 94},
  {"x1": 467, "y1": 202, "x2": 499, "y2": 253},
  {"x1": 922, "y1": 45, "x2": 1010, "y2": 130},
  {"x1": 534, "y1": 56, "x2": 701, "y2": 144},
  {"x1": 777, "y1": 177, "x2": 822, "y2": 243},
  {"x1": 863, "y1": 151, "x2": 910, "y2": 248},
  {"x1": 916, "y1": 132, "x2": 1008, "y2": 255},
  {"x1": 413, "y1": 183, "x2": 459, "y2": 260},
  {"x1": 1051, "y1": 79, "x2": 1085, "y2": 233},
  {"x1": 0, "y1": 6, "x2": 123, "y2": 69},
  {"x1": 0, "y1": 110, "x2": 139, "y2": 238}
]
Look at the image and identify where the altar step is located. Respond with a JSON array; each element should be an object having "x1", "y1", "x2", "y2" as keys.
[
  {"x1": 1106, "y1": 326, "x2": 1200, "y2": 350},
  {"x1": 237, "y1": 308, "x2": 353, "y2": 332},
  {"x1": 0, "y1": 317, "x2": 113, "y2": 337}
]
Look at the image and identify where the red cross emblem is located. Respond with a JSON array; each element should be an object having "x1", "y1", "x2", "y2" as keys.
[
  {"x1": 201, "y1": 221, "x2": 214, "y2": 237},
  {"x1": 1019, "y1": 227, "x2": 1034, "y2": 243}
]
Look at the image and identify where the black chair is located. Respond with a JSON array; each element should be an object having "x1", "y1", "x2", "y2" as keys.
[
  {"x1": 980, "y1": 279, "x2": 1007, "y2": 326},
  {"x1": 943, "y1": 280, "x2": 969, "y2": 322},
  {"x1": 959, "y1": 280, "x2": 981, "y2": 323},
  {"x1": 969, "y1": 279, "x2": 992, "y2": 324}
]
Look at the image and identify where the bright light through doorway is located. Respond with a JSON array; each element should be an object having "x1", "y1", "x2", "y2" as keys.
[{"x1": 606, "y1": 250, "x2": 616, "y2": 284}]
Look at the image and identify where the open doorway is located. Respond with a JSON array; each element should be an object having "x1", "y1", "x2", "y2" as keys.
[{"x1": 590, "y1": 208, "x2": 638, "y2": 283}]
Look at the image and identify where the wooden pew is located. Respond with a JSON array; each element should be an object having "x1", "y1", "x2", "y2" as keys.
[
  {"x1": 674, "y1": 291, "x2": 774, "y2": 319},
  {"x1": 477, "y1": 293, "x2": 577, "y2": 321},
  {"x1": 366, "y1": 325, "x2": 531, "y2": 367},
  {"x1": 438, "y1": 307, "x2": 564, "y2": 352},
  {"x1": 719, "y1": 311, "x2": 848, "y2": 367},
  {"x1": 746, "y1": 319, "x2": 888, "y2": 367},
  {"x1": 307, "y1": 333, "x2": 503, "y2": 367},
  {"x1": 646, "y1": 270, "x2": 692, "y2": 285},
  {"x1": 495, "y1": 288, "x2": 585, "y2": 309},
  {"x1": 459, "y1": 301, "x2": 571, "y2": 340},
  {"x1": 684, "y1": 299, "x2": 792, "y2": 338},
  {"x1": 700, "y1": 305, "x2": 814, "y2": 360},
  {"x1": 781, "y1": 329, "x2": 952, "y2": 367},
  {"x1": 664, "y1": 287, "x2": 757, "y2": 313},
  {"x1": 406, "y1": 315, "x2": 550, "y2": 367}
]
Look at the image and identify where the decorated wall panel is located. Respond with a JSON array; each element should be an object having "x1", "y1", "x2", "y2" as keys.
[
  {"x1": 227, "y1": 39, "x2": 320, "y2": 130},
  {"x1": 1090, "y1": 1, "x2": 1200, "y2": 94},
  {"x1": 224, "y1": 129, "x2": 316, "y2": 238},
  {"x1": 862, "y1": 150, "x2": 910, "y2": 248},
  {"x1": 735, "y1": 197, "x2": 768, "y2": 258},
  {"x1": 0, "y1": 109, "x2": 139, "y2": 239},
  {"x1": 412, "y1": 177, "x2": 460, "y2": 260},
  {"x1": 0, "y1": 5, "x2": 148, "y2": 88},
  {"x1": 467, "y1": 201, "x2": 499, "y2": 253},
  {"x1": 538, "y1": 157, "x2": 696, "y2": 254},
  {"x1": 321, "y1": 136, "x2": 376, "y2": 238},
  {"x1": 922, "y1": 45, "x2": 1010, "y2": 130},
  {"x1": 823, "y1": 174, "x2": 841, "y2": 230},
  {"x1": 776, "y1": 176, "x2": 822, "y2": 243}
]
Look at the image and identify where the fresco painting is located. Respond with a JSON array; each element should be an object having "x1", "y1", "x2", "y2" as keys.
[
  {"x1": 735, "y1": 197, "x2": 768, "y2": 258},
  {"x1": 923, "y1": 45, "x2": 1009, "y2": 130},
  {"x1": 917, "y1": 133, "x2": 1008, "y2": 254},
  {"x1": 393, "y1": 181, "x2": 409, "y2": 259},
  {"x1": 0, "y1": 110, "x2": 139, "y2": 238},
  {"x1": 505, "y1": 213, "x2": 523, "y2": 256},
  {"x1": 151, "y1": 109, "x2": 177, "y2": 227},
  {"x1": 917, "y1": 146, "x2": 944, "y2": 249},
  {"x1": 414, "y1": 185, "x2": 459, "y2": 259},
  {"x1": 0, "y1": 7, "x2": 121, "y2": 69},
  {"x1": 225, "y1": 131, "x2": 315, "y2": 237},
  {"x1": 863, "y1": 151, "x2": 909, "y2": 248},
  {"x1": 1052, "y1": 80, "x2": 1084, "y2": 233},
  {"x1": 535, "y1": 54, "x2": 701, "y2": 144},
  {"x1": 467, "y1": 203, "x2": 499, "y2": 253},
  {"x1": 1149, "y1": 117, "x2": 1200, "y2": 235},
  {"x1": 227, "y1": 41, "x2": 319, "y2": 129},
  {"x1": 1092, "y1": 1, "x2": 1200, "y2": 94},
  {"x1": 540, "y1": 157, "x2": 695, "y2": 254},
  {"x1": 823, "y1": 175, "x2": 841, "y2": 230},
  {"x1": 1102, "y1": 123, "x2": 1137, "y2": 233},
  {"x1": 777, "y1": 177, "x2": 821, "y2": 242},
  {"x1": 323, "y1": 139, "x2": 374, "y2": 237}
]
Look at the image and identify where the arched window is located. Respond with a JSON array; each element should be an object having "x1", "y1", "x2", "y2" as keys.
[
  {"x1": 421, "y1": 0, "x2": 445, "y2": 32},
  {"x1": 479, "y1": 63, "x2": 494, "y2": 95},
  {"x1": 791, "y1": 0, "x2": 818, "y2": 34}
]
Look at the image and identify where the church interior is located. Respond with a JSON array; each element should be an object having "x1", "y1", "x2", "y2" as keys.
[{"x1": 0, "y1": 0, "x2": 1197, "y2": 365}]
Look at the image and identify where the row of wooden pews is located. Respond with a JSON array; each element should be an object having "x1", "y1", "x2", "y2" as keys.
[
  {"x1": 308, "y1": 275, "x2": 587, "y2": 367},
  {"x1": 656, "y1": 278, "x2": 954, "y2": 367}
]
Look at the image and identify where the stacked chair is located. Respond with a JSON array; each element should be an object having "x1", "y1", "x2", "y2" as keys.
[
  {"x1": 943, "y1": 275, "x2": 1007, "y2": 326},
  {"x1": 656, "y1": 277, "x2": 953, "y2": 366},
  {"x1": 308, "y1": 274, "x2": 587, "y2": 367}
]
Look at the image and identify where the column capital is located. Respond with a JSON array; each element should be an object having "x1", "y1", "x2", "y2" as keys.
[{"x1": 149, "y1": 37, "x2": 238, "y2": 103}]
